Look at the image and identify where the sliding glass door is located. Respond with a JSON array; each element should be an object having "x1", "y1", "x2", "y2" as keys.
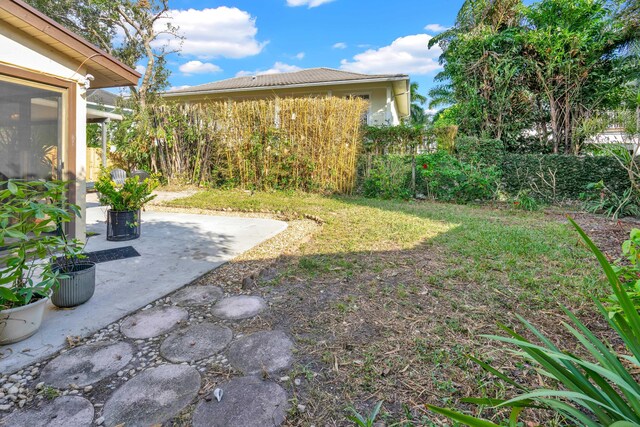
[{"x1": 0, "y1": 76, "x2": 66, "y2": 182}]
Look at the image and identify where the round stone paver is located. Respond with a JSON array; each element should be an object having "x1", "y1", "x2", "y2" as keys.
[
  {"x1": 1, "y1": 396, "x2": 94, "y2": 427},
  {"x1": 120, "y1": 305, "x2": 188, "y2": 339},
  {"x1": 192, "y1": 376, "x2": 289, "y2": 427},
  {"x1": 102, "y1": 364, "x2": 201, "y2": 427},
  {"x1": 171, "y1": 285, "x2": 224, "y2": 306},
  {"x1": 227, "y1": 330, "x2": 294, "y2": 375},
  {"x1": 39, "y1": 342, "x2": 134, "y2": 388},
  {"x1": 212, "y1": 295, "x2": 267, "y2": 320},
  {"x1": 160, "y1": 322, "x2": 233, "y2": 363}
]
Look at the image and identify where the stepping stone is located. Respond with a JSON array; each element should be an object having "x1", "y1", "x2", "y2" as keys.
[
  {"x1": 120, "y1": 306, "x2": 188, "y2": 339},
  {"x1": 171, "y1": 285, "x2": 223, "y2": 306},
  {"x1": 212, "y1": 295, "x2": 266, "y2": 320},
  {"x1": 102, "y1": 364, "x2": 200, "y2": 427},
  {"x1": 192, "y1": 376, "x2": 288, "y2": 427},
  {"x1": 160, "y1": 323, "x2": 233, "y2": 363},
  {"x1": 1, "y1": 396, "x2": 93, "y2": 427},
  {"x1": 227, "y1": 331, "x2": 294, "y2": 375},
  {"x1": 39, "y1": 342, "x2": 133, "y2": 388}
]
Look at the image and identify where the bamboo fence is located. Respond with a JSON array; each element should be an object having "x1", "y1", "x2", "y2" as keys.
[{"x1": 148, "y1": 97, "x2": 368, "y2": 193}]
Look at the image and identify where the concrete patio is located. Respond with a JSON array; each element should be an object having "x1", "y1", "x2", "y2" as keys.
[{"x1": 0, "y1": 204, "x2": 287, "y2": 374}]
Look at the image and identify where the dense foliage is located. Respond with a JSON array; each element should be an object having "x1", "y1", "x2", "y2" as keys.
[
  {"x1": 429, "y1": 219, "x2": 640, "y2": 427},
  {"x1": 429, "y1": 0, "x2": 639, "y2": 153},
  {"x1": 502, "y1": 153, "x2": 630, "y2": 202},
  {"x1": 416, "y1": 151, "x2": 501, "y2": 202}
]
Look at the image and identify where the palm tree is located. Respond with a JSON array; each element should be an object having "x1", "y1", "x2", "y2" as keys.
[{"x1": 410, "y1": 82, "x2": 428, "y2": 124}]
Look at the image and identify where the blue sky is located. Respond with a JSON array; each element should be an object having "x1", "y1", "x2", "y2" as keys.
[{"x1": 149, "y1": 0, "x2": 464, "y2": 105}]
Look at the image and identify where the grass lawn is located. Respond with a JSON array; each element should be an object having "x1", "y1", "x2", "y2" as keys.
[{"x1": 168, "y1": 190, "x2": 620, "y2": 426}]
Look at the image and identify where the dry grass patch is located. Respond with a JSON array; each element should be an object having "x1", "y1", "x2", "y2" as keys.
[{"x1": 166, "y1": 190, "x2": 632, "y2": 426}]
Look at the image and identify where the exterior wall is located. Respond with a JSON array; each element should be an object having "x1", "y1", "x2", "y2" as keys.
[
  {"x1": 0, "y1": 24, "x2": 87, "y2": 239},
  {"x1": 167, "y1": 81, "x2": 405, "y2": 126}
]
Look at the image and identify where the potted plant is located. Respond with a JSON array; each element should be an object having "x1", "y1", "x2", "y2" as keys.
[
  {"x1": 0, "y1": 180, "x2": 70, "y2": 344},
  {"x1": 94, "y1": 170, "x2": 159, "y2": 241},
  {"x1": 49, "y1": 227, "x2": 96, "y2": 309}
]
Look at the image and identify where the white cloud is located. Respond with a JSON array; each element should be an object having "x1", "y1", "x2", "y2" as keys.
[
  {"x1": 340, "y1": 34, "x2": 442, "y2": 75},
  {"x1": 295, "y1": 52, "x2": 305, "y2": 60},
  {"x1": 332, "y1": 42, "x2": 347, "y2": 49},
  {"x1": 169, "y1": 85, "x2": 192, "y2": 92},
  {"x1": 135, "y1": 65, "x2": 146, "y2": 75},
  {"x1": 424, "y1": 23, "x2": 449, "y2": 33},
  {"x1": 235, "y1": 62, "x2": 302, "y2": 77},
  {"x1": 286, "y1": 0, "x2": 335, "y2": 8},
  {"x1": 155, "y1": 7, "x2": 267, "y2": 59},
  {"x1": 179, "y1": 60, "x2": 222, "y2": 75}
]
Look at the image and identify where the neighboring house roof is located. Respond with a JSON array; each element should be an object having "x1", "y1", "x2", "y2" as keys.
[
  {"x1": 164, "y1": 68, "x2": 409, "y2": 97},
  {"x1": 0, "y1": 0, "x2": 140, "y2": 88},
  {"x1": 87, "y1": 89, "x2": 121, "y2": 107}
]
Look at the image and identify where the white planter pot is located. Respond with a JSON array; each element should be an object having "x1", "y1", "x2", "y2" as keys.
[{"x1": 0, "y1": 297, "x2": 48, "y2": 345}]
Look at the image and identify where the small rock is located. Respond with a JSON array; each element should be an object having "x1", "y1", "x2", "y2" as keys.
[
  {"x1": 0, "y1": 404, "x2": 11, "y2": 411},
  {"x1": 35, "y1": 382, "x2": 44, "y2": 390},
  {"x1": 279, "y1": 376, "x2": 290, "y2": 382},
  {"x1": 18, "y1": 399, "x2": 26, "y2": 408},
  {"x1": 7, "y1": 386, "x2": 18, "y2": 395},
  {"x1": 96, "y1": 416, "x2": 105, "y2": 425},
  {"x1": 83, "y1": 386, "x2": 93, "y2": 393},
  {"x1": 117, "y1": 371, "x2": 124, "y2": 377},
  {"x1": 297, "y1": 404, "x2": 306, "y2": 412},
  {"x1": 294, "y1": 378, "x2": 301, "y2": 386}
]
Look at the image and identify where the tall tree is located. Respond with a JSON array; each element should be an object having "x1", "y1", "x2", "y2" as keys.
[
  {"x1": 522, "y1": 0, "x2": 632, "y2": 153},
  {"x1": 26, "y1": 0, "x2": 181, "y2": 107},
  {"x1": 409, "y1": 82, "x2": 428, "y2": 124},
  {"x1": 428, "y1": 0, "x2": 530, "y2": 143}
]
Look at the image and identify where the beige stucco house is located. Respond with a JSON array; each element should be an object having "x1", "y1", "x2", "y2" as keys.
[
  {"x1": 0, "y1": 0, "x2": 139, "y2": 238},
  {"x1": 163, "y1": 68, "x2": 411, "y2": 126}
]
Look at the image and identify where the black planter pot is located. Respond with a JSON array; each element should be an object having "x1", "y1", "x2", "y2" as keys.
[
  {"x1": 107, "y1": 209, "x2": 141, "y2": 241},
  {"x1": 51, "y1": 262, "x2": 96, "y2": 308}
]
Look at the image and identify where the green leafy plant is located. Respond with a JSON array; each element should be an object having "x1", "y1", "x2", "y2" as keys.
[
  {"x1": 346, "y1": 401, "x2": 383, "y2": 427},
  {"x1": 608, "y1": 229, "x2": 640, "y2": 321},
  {"x1": 427, "y1": 218, "x2": 640, "y2": 426},
  {"x1": 581, "y1": 180, "x2": 640, "y2": 219},
  {"x1": 95, "y1": 170, "x2": 159, "y2": 211},
  {"x1": 361, "y1": 155, "x2": 413, "y2": 199},
  {"x1": 512, "y1": 189, "x2": 540, "y2": 211},
  {"x1": 417, "y1": 151, "x2": 500, "y2": 202},
  {"x1": 0, "y1": 180, "x2": 76, "y2": 310}
]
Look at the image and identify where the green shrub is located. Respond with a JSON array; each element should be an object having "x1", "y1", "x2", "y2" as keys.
[
  {"x1": 502, "y1": 154, "x2": 630, "y2": 202},
  {"x1": 581, "y1": 180, "x2": 640, "y2": 219},
  {"x1": 456, "y1": 136, "x2": 505, "y2": 167},
  {"x1": 360, "y1": 155, "x2": 413, "y2": 199},
  {"x1": 95, "y1": 170, "x2": 159, "y2": 211},
  {"x1": 417, "y1": 151, "x2": 500, "y2": 202}
]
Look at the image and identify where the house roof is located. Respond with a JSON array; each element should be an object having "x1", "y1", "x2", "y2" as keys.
[
  {"x1": 87, "y1": 89, "x2": 120, "y2": 107},
  {"x1": 0, "y1": 0, "x2": 140, "y2": 88},
  {"x1": 164, "y1": 68, "x2": 409, "y2": 97}
]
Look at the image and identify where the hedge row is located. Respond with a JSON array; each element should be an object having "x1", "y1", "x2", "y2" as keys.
[
  {"x1": 357, "y1": 152, "x2": 631, "y2": 201},
  {"x1": 502, "y1": 154, "x2": 630, "y2": 201}
]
